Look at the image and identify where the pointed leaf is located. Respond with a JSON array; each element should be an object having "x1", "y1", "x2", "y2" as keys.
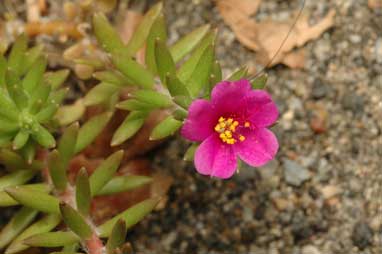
[
  {"x1": 251, "y1": 73, "x2": 268, "y2": 89},
  {"x1": 177, "y1": 31, "x2": 216, "y2": 82},
  {"x1": 28, "y1": 81, "x2": 52, "y2": 114},
  {"x1": 23, "y1": 231, "x2": 79, "y2": 247},
  {"x1": 0, "y1": 207, "x2": 38, "y2": 249},
  {"x1": 173, "y1": 108, "x2": 188, "y2": 121},
  {"x1": 173, "y1": 95, "x2": 192, "y2": 109},
  {"x1": 56, "y1": 99, "x2": 85, "y2": 126},
  {"x1": 44, "y1": 69, "x2": 70, "y2": 90},
  {"x1": 12, "y1": 130, "x2": 29, "y2": 150},
  {"x1": 186, "y1": 45, "x2": 214, "y2": 97},
  {"x1": 98, "y1": 197, "x2": 160, "y2": 237},
  {"x1": 60, "y1": 203, "x2": 92, "y2": 240},
  {"x1": 0, "y1": 149, "x2": 43, "y2": 171},
  {"x1": 112, "y1": 55, "x2": 154, "y2": 89},
  {"x1": 22, "y1": 56, "x2": 47, "y2": 94},
  {"x1": 20, "y1": 139, "x2": 36, "y2": 164},
  {"x1": 8, "y1": 34, "x2": 27, "y2": 76},
  {"x1": 0, "y1": 119, "x2": 18, "y2": 132},
  {"x1": 227, "y1": 66, "x2": 248, "y2": 81},
  {"x1": 0, "y1": 55, "x2": 7, "y2": 87},
  {"x1": 89, "y1": 150, "x2": 124, "y2": 196},
  {"x1": 155, "y1": 39, "x2": 176, "y2": 85},
  {"x1": 5, "y1": 186, "x2": 60, "y2": 213},
  {"x1": 5, "y1": 214, "x2": 61, "y2": 254},
  {"x1": 184, "y1": 143, "x2": 199, "y2": 161},
  {"x1": 97, "y1": 175, "x2": 152, "y2": 196},
  {"x1": 170, "y1": 24, "x2": 210, "y2": 63},
  {"x1": 48, "y1": 150, "x2": 68, "y2": 191},
  {"x1": 5, "y1": 69, "x2": 28, "y2": 109},
  {"x1": 209, "y1": 60, "x2": 222, "y2": 91},
  {"x1": 125, "y1": 2, "x2": 163, "y2": 56},
  {"x1": 146, "y1": 15, "x2": 167, "y2": 74},
  {"x1": 150, "y1": 116, "x2": 182, "y2": 140},
  {"x1": 75, "y1": 168, "x2": 91, "y2": 216},
  {"x1": 0, "y1": 92, "x2": 19, "y2": 121},
  {"x1": 111, "y1": 112, "x2": 146, "y2": 146},
  {"x1": 0, "y1": 184, "x2": 50, "y2": 207},
  {"x1": 131, "y1": 90, "x2": 172, "y2": 108},
  {"x1": 93, "y1": 70, "x2": 132, "y2": 87},
  {"x1": 58, "y1": 122, "x2": 79, "y2": 167},
  {"x1": 165, "y1": 73, "x2": 190, "y2": 97},
  {"x1": 21, "y1": 45, "x2": 44, "y2": 75},
  {"x1": 115, "y1": 99, "x2": 155, "y2": 111},
  {"x1": 84, "y1": 82, "x2": 120, "y2": 106},
  {"x1": 30, "y1": 122, "x2": 56, "y2": 148},
  {"x1": 0, "y1": 170, "x2": 37, "y2": 190},
  {"x1": 106, "y1": 220, "x2": 126, "y2": 253},
  {"x1": 75, "y1": 111, "x2": 112, "y2": 153}
]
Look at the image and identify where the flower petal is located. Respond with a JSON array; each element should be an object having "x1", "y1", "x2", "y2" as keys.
[
  {"x1": 234, "y1": 128, "x2": 278, "y2": 167},
  {"x1": 246, "y1": 90, "x2": 279, "y2": 127},
  {"x1": 210, "y1": 79, "x2": 252, "y2": 114},
  {"x1": 194, "y1": 135, "x2": 237, "y2": 179},
  {"x1": 181, "y1": 99, "x2": 216, "y2": 141}
]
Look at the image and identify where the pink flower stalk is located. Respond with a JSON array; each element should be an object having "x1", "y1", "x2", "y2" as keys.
[{"x1": 181, "y1": 79, "x2": 279, "y2": 179}]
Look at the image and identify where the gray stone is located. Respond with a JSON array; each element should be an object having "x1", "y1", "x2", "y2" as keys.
[
  {"x1": 283, "y1": 159, "x2": 311, "y2": 187},
  {"x1": 301, "y1": 245, "x2": 322, "y2": 254},
  {"x1": 352, "y1": 221, "x2": 373, "y2": 250}
]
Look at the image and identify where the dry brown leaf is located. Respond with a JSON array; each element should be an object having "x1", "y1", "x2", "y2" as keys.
[
  {"x1": 216, "y1": 0, "x2": 336, "y2": 68},
  {"x1": 369, "y1": 0, "x2": 382, "y2": 9}
]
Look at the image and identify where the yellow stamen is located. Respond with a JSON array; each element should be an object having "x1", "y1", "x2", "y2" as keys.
[
  {"x1": 244, "y1": 122, "x2": 250, "y2": 127},
  {"x1": 219, "y1": 117, "x2": 225, "y2": 122},
  {"x1": 215, "y1": 116, "x2": 247, "y2": 145},
  {"x1": 239, "y1": 135, "x2": 245, "y2": 142},
  {"x1": 224, "y1": 130, "x2": 232, "y2": 138},
  {"x1": 227, "y1": 118, "x2": 233, "y2": 124},
  {"x1": 233, "y1": 121, "x2": 239, "y2": 126}
]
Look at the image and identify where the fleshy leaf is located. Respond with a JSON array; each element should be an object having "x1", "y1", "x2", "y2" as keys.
[
  {"x1": 150, "y1": 116, "x2": 182, "y2": 140},
  {"x1": 44, "y1": 69, "x2": 70, "y2": 90},
  {"x1": 84, "y1": 82, "x2": 120, "y2": 106},
  {"x1": 111, "y1": 112, "x2": 147, "y2": 146},
  {"x1": 209, "y1": 60, "x2": 222, "y2": 91},
  {"x1": 30, "y1": 122, "x2": 56, "y2": 148},
  {"x1": 93, "y1": 70, "x2": 132, "y2": 87},
  {"x1": 5, "y1": 69, "x2": 28, "y2": 109},
  {"x1": 98, "y1": 197, "x2": 160, "y2": 237},
  {"x1": 251, "y1": 73, "x2": 268, "y2": 89},
  {"x1": 89, "y1": 150, "x2": 124, "y2": 196},
  {"x1": 8, "y1": 34, "x2": 27, "y2": 76},
  {"x1": 58, "y1": 122, "x2": 79, "y2": 167},
  {"x1": 184, "y1": 144, "x2": 199, "y2": 161},
  {"x1": 165, "y1": 73, "x2": 190, "y2": 97},
  {"x1": 75, "y1": 168, "x2": 91, "y2": 216},
  {"x1": 106, "y1": 219, "x2": 126, "y2": 253},
  {"x1": 22, "y1": 44, "x2": 44, "y2": 75},
  {"x1": 0, "y1": 207, "x2": 38, "y2": 249},
  {"x1": 125, "y1": 2, "x2": 163, "y2": 56},
  {"x1": 146, "y1": 15, "x2": 167, "y2": 74},
  {"x1": 155, "y1": 39, "x2": 176, "y2": 85},
  {"x1": 55, "y1": 100, "x2": 85, "y2": 126},
  {"x1": 227, "y1": 66, "x2": 248, "y2": 81},
  {"x1": 60, "y1": 203, "x2": 92, "y2": 240},
  {"x1": 131, "y1": 90, "x2": 172, "y2": 108},
  {"x1": 23, "y1": 231, "x2": 79, "y2": 247},
  {"x1": 48, "y1": 150, "x2": 68, "y2": 191},
  {"x1": 75, "y1": 111, "x2": 112, "y2": 153},
  {"x1": 12, "y1": 130, "x2": 29, "y2": 150},
  {"x1": 0, "y1": 92, "x2": 19, "y2": 121},
  {"x1": 97, "y1": 175, "x2": 152, "y2": 196},
  {"x1": 5, "y1": 186, "x2": 60, "y2": 213},
  {"x1": 0, "y1": 170, "x2": 37, "y2": 190},
  {"x1": 5, "y1": 214, "x2": 61, "y2": 254},
  {"x1": 0, "y1": 184, "x2": 50, "y2": 207},
  {"x1": 22, "y1": 56, "x2": 47, "y2": 94},
  {"x1": 170, "y1": 24, "x2": 210, "y2": 63},
  {"x1": 0, "y1": 149, "x2": 43, "y2": 171},
  {"x1": 115, "y1": 99, "x2": 155, "y2": 111}
]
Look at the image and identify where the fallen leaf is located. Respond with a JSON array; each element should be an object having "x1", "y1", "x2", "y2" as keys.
[{"x1": 216, "y1": 0, "x2": 336, "y2": 68}]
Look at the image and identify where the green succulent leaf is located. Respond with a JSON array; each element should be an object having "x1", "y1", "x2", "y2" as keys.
[
  {"x1": 5, "y1": 214, "x2": 61, "y2": 254},
  {"x1": 8, "y1": 34, "x2": 27, "y2": 76},
  {"x1": 89, "y1": 150, "x2": 124, "y2": 196},
  {"x1": 93, "y1": 70, "x2": 132, "y2": 87},
  {"x1": 0, "y1": 55, "x2": 7, "y2": 87},
  {"x1": 125, "y1": 2, "x2": 163, "y2": 56},
  {"x1": 23, "y1": 231, "x2": 79, "y2": 247},
  {"x1": 170, "y1": 24, "x2": 210, "y2": 63},
  {"x1": 28, "y1": 81, "x2": 52, "y2": 114},
  {"x1": 75, "y1": 168, "x2": 91, "y2": 216},
  {"x1": 92, "y1": 13, "x2": 126, "y2": 55},
  {"x1": 0, "y1": 149, "x2": 43, "y2": 171},
  {"x1": 112, "y1": 54, "x2": 154, "y2": 89},
  {"x1": 146, "y1": 15, "x2": 167, "y2": 74},
  {"x1": 111, "y1": 111, "x2": 147, "y2": 146},
  {"x1": 5, "y1": 186, "x2": 60, "y2": 213},
  {"x1": 131, "y1": 90, "x2": 172, "y2": 108},
  {"x1": 48, "y1": 150, "x2": 68, "y2": 191},
  {"x1": 186, "y1": 45, "x2": 214, "y2": 97},
  {"x1": 150, "y1": 116, "x2": 182, "y2": 140},
  {"x1": 0, "y1": 184, "x2": 50, "y2": 207},
  {"x1": 97, "y1": 175, "x2": 152, "y2": 196},
  {"x1": 177, "y1": 31, "x2": 216, "y2": 82},
  {"x1": 22, "y1": 45, "x2": 44, "y2": 75},
  {"x1": 35, "y1": 87, "x2": 69, "y2": 123},
  {"x1": 184, "y1": 143, "x2": 199, "y2": 161},
  {"x1": 22, "y1": 56, "x2": 47, "y2": 94},
  {"x1": 19, "y1": 139, "x2": 36, "y2": 164},
  {"x1": 165, "y1": 73, "x2": 190, "y2": 98},
  {"x1": 173, "y1": 95, "x2": 192, "y2": 109},
  {"x1": 0, "y1": 170, "x2": 37, "y2": 190},
  {"x1": 75, "y1": 111, "x2": 113, "y2": 154},
  {"x1": 227, "y1": 66, "x2": 248, "y2": 81},
  {"x1": 209, "y1": 60, "x2": 222, "y2": 91},
  {"x1": 55, "y1": 100, "x2": 85, "y2": 126},
  {"x1": 5, "y1": 69, "x2": 28, "y2": 110},
  {"x1": 0, "y1": 207, "x2": 38, "y2": 249},
  {"x1": 116, "y1": 99, "x2": 155, "y2": 111},
  {"x1": 106, "y1": 219, "x2": 126, "y2": 253},
  {"x1": 173, "y1": 108, "x2": 188, "y2": 121},
  {"x1": 98, "y1": 197, "x2": 160, "y2": 237},
  {"x1": 60, "y1": 203, "x2": 92, "y2": 240},
  {"x1": 0, "y1": 120, "x2": 18, "y2": 133},
  {"x1": 0, "y1": 92, "x2": 19, "y2": 121},
  {"x1": 251, "y1": 73, "x2": 268, "y2": 89},
  {"x1": 58, "y1": 122, "x2": 79, "y2": 167},
  {"x1": 44, "y1": 69, "x2": 70, "y2": 90},
  {"x1": 84, "y1": 82, "x2": 120, "y2": 106},
  {"x1": 155, "y1": 39, "x2": 176, "y2": 85},
  {"x1": 30, "y1": 122, "x2": 56, "y2": 148}
]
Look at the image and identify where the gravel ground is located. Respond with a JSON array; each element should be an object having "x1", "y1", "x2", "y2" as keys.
[{"x1": 129, "y1": 1, "x2": 382, "y2": 253}]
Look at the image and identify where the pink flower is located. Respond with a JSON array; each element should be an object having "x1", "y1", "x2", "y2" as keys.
[{"x1": 181, "y1": 79, "x2": 279, "y2": 179}]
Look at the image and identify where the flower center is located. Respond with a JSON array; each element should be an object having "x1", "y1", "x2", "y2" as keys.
[{"x1": 214, "y1": 117, "x2": 250, "y2": 145}]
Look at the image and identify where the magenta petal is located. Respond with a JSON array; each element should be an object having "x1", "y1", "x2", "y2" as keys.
[
  {"x1": 247, "y1": 90, "x2": 279, "y2": 127},
  {"x1": 210, "y1": 79, "x2": 252, "y2": 113},
  {"x1": 234, "y1": 128, "x2": 278, "y2": 167},
  {"x1": 194, "y1": 135, "x2": 237, "y2": 179},
  {"x1": 181, "y1": 99, "x2": 216, "y2": 142}
]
